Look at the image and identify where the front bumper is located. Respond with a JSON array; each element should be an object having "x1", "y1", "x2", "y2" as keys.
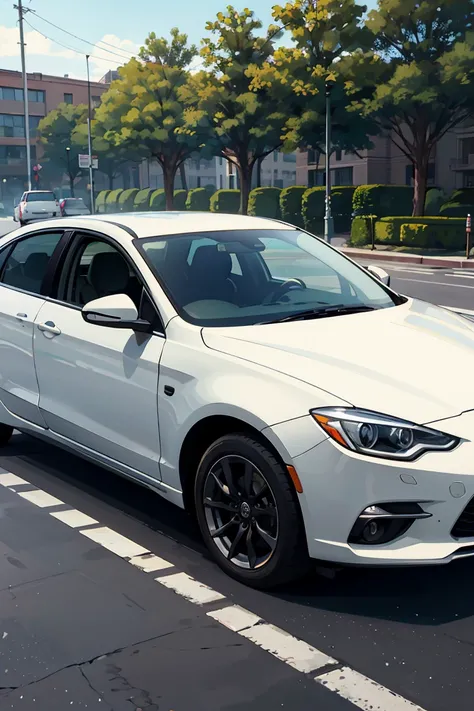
[{"x1": 288, "y1": 411, "x2": 474, "y2": 566}]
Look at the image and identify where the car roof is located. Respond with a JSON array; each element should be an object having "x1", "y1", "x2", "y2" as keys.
[{"x1": 44, "y1": 212, "x2": 296, "y2": 239}]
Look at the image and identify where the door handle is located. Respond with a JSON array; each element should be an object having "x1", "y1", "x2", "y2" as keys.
[
  {"x1": 37, "y1": 321, "x2": 61, "y2": 336},
  {"x1": 16, "y1": 312, "x2": 28, "y2": 321}
]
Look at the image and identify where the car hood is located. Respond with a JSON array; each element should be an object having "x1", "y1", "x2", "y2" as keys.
[{"x1": 202, "y1": 299, "x2": 474, "y2": 427}]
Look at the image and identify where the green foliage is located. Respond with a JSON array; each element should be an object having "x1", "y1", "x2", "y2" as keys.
[
  {"x1": 105, "y1": 189, "x2": 124, "y2": 213},
  {"x1": 303, "y1": 186, "x2": 355, "y2": 234},
  {"x1": 173, "y1": 189, "x2": 187, "y2": 210},
  {"x1": 450, "y1": 189, "x2": 474, "y2": 205},
  {"x1": 439, "y1": 202, "x2": 474, "y2": 218},
  {"x1": 353, "y1": 185, "x2": 414, "y2": 218},
  {"x1": 134, "y1": 188, "x2": 154, "y2": 211},
  {"x1": 376, "y1": 216, "x2": 466, "y2": 249},
  {"x1": 95, "y1": 190, "x2": 110, "y2": 214},
  {"x1": 400, "y1": 223, "x2": 429, "y2": 248},
  {"x1": 248, "y1": 187, "x2": 282, "y2": 219},
  {"x1": 204, "y1": 184, "x2": 216, "y2": 193},
  {"x1": 150, "y1": 189, "x2": 166, "y2": 211},
  {"x1": 350, "y1": 215, "x2": 376, "y2": 246},
  {"x1": 186, "y1": 188, "x2": 211, "y2": 212},
  {"x1": 118, "y1": 188, "x2": 139, "y2": 212},
  {"x1": 280, "y1": 186, "x2": 306, "y2": 228},
  {"x1": 210, "y1": 189, "x2": 240, "y2": 214},
  {"x1": 139, "y1": 27, "x2": 198, "y2": 68},
  {"x1": 38, "y1": 103, "x2": 88, "y2": 188},
  {"x1": 424, "y1": 188, "x2": 447, "y2": 216}
]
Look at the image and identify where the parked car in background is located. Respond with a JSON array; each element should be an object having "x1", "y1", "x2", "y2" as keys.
[
  {"x1": 59, "y1": 197, "x2": 90, "y2": 217},
  {"x1": 13, "y1": 191, "x2": 59, "y2": 226}
]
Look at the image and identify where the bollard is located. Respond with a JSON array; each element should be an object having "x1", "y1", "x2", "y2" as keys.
[{"x1": 466, "y1": 213, "x2": 471, "y2": 260}]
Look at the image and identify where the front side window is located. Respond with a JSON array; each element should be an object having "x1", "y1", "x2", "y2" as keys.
[
  {"x1": 0, "y1": 232, "x2": 63, "y2": 295},
  {"x1": 138, "y1": 229, "x2": 401, "y2": 327}
]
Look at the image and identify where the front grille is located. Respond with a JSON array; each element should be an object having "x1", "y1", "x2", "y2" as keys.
[{"x1": 452, "y1": 497, "x2": 474, "y2": 538}]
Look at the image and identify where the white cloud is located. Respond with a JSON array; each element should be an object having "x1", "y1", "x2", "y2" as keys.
[
  {"x1": 0, "y1": 25, "x2": 76, "y2": 60},
  {"x1": 88, "y1": 34, "x2": 140, "y2": 81}
]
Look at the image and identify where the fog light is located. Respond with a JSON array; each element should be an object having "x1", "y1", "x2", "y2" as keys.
[{"x1": 362, "y1": 519, "x2": 386, "y2": 543}]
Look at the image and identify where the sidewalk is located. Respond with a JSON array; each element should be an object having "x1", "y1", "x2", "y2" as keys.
[{"x1": 340, "y1": 246, "x2": 474, "y2": 269}]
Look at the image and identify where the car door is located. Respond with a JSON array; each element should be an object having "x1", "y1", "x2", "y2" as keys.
[
  {"x1": 0, "y1": 229, "x2": 67, "y2": 426},
  {"x1": 33, "y1": 231, "x2": 165, "y2": 480}
]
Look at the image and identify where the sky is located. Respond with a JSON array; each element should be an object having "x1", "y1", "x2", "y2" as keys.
[{"x1": 0, "y1": 0, "x2": 378, "y2": 82}]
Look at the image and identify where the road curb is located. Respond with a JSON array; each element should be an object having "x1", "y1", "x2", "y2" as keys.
[{"x1": 341, "y1": 247, "x2": 474, "y2": 269}]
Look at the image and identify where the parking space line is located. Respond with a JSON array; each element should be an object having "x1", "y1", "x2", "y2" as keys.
[
  {"x1": 0, "y1": 469, "x2": 428, "y2": 711},
  {"x1": 316, "y1": 667, "x2": 425, "y2": 710},
  {"x1": 155, "y1": 571, "x2": 225, "y2": 604},
  {"x1": 17, "y1": 489, "x2": 64, "y2": 508}
]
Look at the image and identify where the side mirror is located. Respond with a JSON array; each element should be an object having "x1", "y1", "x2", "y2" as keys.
[
  {"x1": 366, "y1": 265, "x2": 390, "y2": 288},
  {"x1": 82, "y1": 293, "x2": 152, "y2": 333}
]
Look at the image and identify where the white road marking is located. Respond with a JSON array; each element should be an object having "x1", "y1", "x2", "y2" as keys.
[
  {"x1": 0, "y1": 471, "x2": 429, "y2": 711},
  {"x1": 0, "y1": 473, "x2": 28, "y2": 487},
  {"x1": 397, "y1": 277, "x2": 474, "y2": 289},
  {"x1": 239, "y1": 622, "x2": 336, "y2": 674},
  {"x1": 208, "y1": 605, "x2": 262, "y2": 632},
  {"x1": 17, "y1": 489, "x2": 64, "y2": 508},
  {"x1": 446, "y1": 273, "x2": 474, "y2": 280},
  {"x1": 389, "y1": 268, "x2": 435, "y2": 275},
  {"x1": 50, "y1": 509, "x2": 98, "y2": 528},
  {"x1": 155, "y1": 571, "x2": 225, "y2": 605},
  {"x1": 316, "y1": 667, "x2": 425, "y2": 710},
  {"x1": 129, "y1": 552, "x2": 174, "y2": 573},
  {"x1": 79, "y1": 525, "x2": 148, "y2": 558}
]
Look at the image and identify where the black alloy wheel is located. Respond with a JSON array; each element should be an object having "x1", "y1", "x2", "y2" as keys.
[{"x1": 195, "y1": 434, "x2": 309, "y2": 589}]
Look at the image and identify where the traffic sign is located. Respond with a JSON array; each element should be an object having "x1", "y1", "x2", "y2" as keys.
[{"x1": 78, "y1": 154, "x2": 98, "y2": 170}]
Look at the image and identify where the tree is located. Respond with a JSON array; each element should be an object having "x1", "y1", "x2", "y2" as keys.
[
  {"x1": 271, "y1": 0, "x2": 378, "y2": 162},
  {"x1": 95, "y1": 58, "x2": 209, "y2": 209},
  {"x1": 359, "y1": 0, "x2": 474, "y2": 216},
  {"x1": 37, "y1": 103, "x2": 88, "y2": 195},
  {"x1": 139, "y1": 27, "x2": 198, "y2": 68},
  {"x1": 183, "y1": 7, "x2": 289, "y2": 214}
]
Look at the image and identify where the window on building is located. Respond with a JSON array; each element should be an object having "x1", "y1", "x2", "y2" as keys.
[
  {"x1": 334, "y1": 167, "x2": 353, "y2": 185},
  {"x1": 308, "y1": 169, "x2": 325, "y2": 187},
  {"x1": 335, "y1": 148, "x2": 342, "y2": 161},
  {"x1": 273, "y1": 151, "x2": 279, "y2": 162},
  {"x1": 282, "y1": 152, "x2": 296, "y2": 163},
  {"x1": 28, "y1": 89, "x2": 45, "y2": 103},
  {"x1": 460, "y1": 138, "x2": 474, "y2": 165},
  {"x1": 91, "y1": 95, "x2": 101, "y2": 108},
  {"x1": 0, "y1": 114, "x2": 41, "y2": 138},
  {"x1": 405, "y1": 163, "x2": 435, "y2": 186},
  {"x1": 64, "y1": 93, "x2": 73, "y2": 104}
]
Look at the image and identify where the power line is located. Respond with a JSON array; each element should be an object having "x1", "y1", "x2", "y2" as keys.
[
  {"x1": 23, "y1": 18, "x2": 127, "y2": 68},
  {"x1": 30, "y1": 10, "x2": 137, "y2": 62}
]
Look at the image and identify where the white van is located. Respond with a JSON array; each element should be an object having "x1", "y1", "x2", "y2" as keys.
[{"x1": 13, "y1": 191, "x2": 60, "y2": 226}]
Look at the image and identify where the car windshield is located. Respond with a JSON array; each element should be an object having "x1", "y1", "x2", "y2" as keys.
[
  {"x1": 137, "y1": 229, "x2": 401, "y2": 327},
  {"x1": 26, "y1": 192, "x2": 56, "y2": 202}
]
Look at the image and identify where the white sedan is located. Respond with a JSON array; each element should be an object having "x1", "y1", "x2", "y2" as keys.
[{"x1": 0, "y1": 213, "x2": 472, "y2": 588}]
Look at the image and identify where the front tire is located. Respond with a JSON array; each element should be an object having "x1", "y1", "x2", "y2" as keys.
[
  {"x1": 194, "y1": 434, "x2": 309, "y2": 589},
  {"x1": 0, "y1": 424, "x2": 13, "y2": 447}
]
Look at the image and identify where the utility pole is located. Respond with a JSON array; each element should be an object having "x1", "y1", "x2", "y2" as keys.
[
  {"x1": 16, "y1": 0, "x2": 32, "y2": 191},
  {"x1": 324, "y1": 75, "x2": 336, "y2": 243},
  {"x1": 86, "y1": 55, "x2": 95, "y2": 213}
]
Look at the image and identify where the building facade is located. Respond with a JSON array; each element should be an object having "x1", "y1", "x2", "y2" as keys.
[{"x1": 0, "y1": 68, "x2": 110, "y2": 210}]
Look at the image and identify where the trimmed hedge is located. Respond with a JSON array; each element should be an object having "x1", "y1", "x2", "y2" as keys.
[
  {"x1": 248, "y1": 187, "x2": 282, "y2": 219},
  {"x1": 400, "y1": 223, "x2": 429, "y2": 248},
  {"x1": 439, "y1": 202, "x2": 474, "y2": 218},
  {"x1": 134, "y1": 188, "x2": 153, "y2": 211},
  {"x1": 149, "y1": 189, "x2": 166, "y2": 211},
  {"x1": 210, "y1": 189, "x2": 240, "y2": 214},
  {"x1": 424, "y1": 188, "x2": 446, "y2": 216},
  {"x1": 350, "y1": 215, "x2": 376, "y2": 246},
  {"x1": 186, "y1": 188, "x2": 211, "y2": 212},
  {"x1": 105, "y1": 189, "x2": 123, "y2": 213},
  {"x1": 280, "y1": 186, "x2": 306, "y2": 228},
  {"x1": 376, "y1": 216, "x2": 465, "y2": 249},
  {"x1": 173, "y1": 189, "x2": 187, "y2": 210},
  {"x1": 302, "y1": 186, "x2": 355, "y2": 235},
  {"x1": 118, "y1": 188, "x2": 139, "y2": 212},
  {"x1": 353, "y1": 185, "x2": 414, "y2": 217},
  {"x1": 95, "y1": 190, "x2": 110, "y2": 214}
]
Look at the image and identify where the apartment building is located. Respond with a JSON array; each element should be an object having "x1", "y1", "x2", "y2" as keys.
[
  {"x1": 0, "y1": 68, "x2": 109, "y2": 209},
  {"x1": 296, "y1": 127, "x2": 462, "y2": 196}
]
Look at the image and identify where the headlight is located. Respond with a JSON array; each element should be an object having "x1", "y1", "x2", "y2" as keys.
[{"x1": 311, "y1": 407, "x2": 459, "y2": 461}]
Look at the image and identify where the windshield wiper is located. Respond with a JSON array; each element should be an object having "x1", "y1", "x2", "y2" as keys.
[{"x1": 263, "y1": 304, "x2": 378, "y2": 324}]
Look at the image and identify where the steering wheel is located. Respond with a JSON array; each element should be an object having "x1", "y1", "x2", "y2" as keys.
[{"x1": 265, "y1": 278, "x2": 307, "y2": 304}]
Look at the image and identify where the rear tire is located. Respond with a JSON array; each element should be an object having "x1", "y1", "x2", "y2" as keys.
[
  {"x1": 194, "y1": 433, "x2": 310, "y2": 589},
  {"x1": 19, "y1": 220, "x2": 25, "y2": 227},
  {"x1": 0, "y1": 424, "x2": 13, "y2": 447}
]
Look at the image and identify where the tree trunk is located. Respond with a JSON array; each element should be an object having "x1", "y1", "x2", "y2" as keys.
[
  {"x1": 412, "y1": 150, "x2": 429, "y2": 217},
  {"x1": 69, "y1": 174, "x2": 75, "y2": 197},
  {"x1": 163, "y1": 163, "x2": 177, "y2": 210},
  {"x1": 179, "y1": 162, "x2": 188, "y2": 192},
  {"x1": 256, "y1": 157, "x2": 263, "y2": 188},
  {"x1": 108, "y1": 172, "x2": 114, "y2": 190},
  {"x1": 237, "y1": 162, "x2": 252, "y2": 215}
]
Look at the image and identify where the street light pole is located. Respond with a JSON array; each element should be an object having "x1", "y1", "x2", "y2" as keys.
[
  {"x1": 324, "y1": 78, "x2": 335, "y2": 243},
  {"x1": 65, "y1": 146, "x2": 72, "y2": 196},
  {"x1": 86, "y1": 55, "x2": 95, "y2": 214},
  {"x1": 16, "y1": 0, "x2": 32, "y2": 191}
]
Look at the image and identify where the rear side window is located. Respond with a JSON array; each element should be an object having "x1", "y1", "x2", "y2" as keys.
[
  {"x1": 26, "y1": 192, "x2": 56, "y2": 202},
  {"x1": 1, "y1": 231, "x2": 63, "y2": 295}
]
